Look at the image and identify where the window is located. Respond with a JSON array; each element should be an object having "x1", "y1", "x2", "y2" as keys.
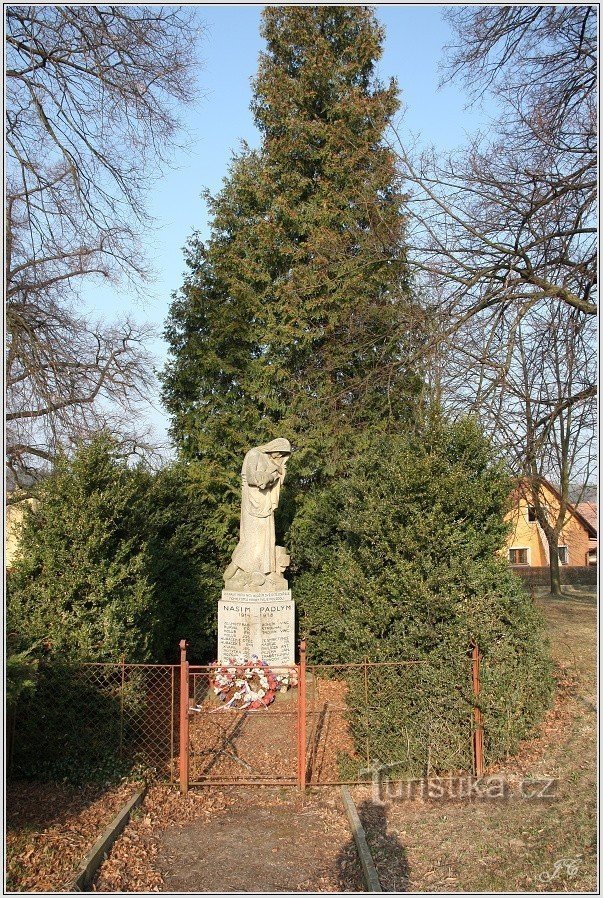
[
  {"x1": 527, "y1": 505, "x2": 537, "y2": 522},
  {"x1": 558, "y1": 546, "x2": 569, "y2": 565},
  {"x1": 509, "y1": 548, "x2": 529, "y2": 565}
]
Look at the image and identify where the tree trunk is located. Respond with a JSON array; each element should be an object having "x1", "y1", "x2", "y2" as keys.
[{"x1": 548, "y1": 537, "x2": 562, "y2": 596}]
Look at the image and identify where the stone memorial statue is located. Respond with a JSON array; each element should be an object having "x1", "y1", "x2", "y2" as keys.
[
  {"x1": 218, "y1": 438, "x2": 295, "y2": 664},
  {"x1": 223, "y1": 438, "x2": 292, "y2": 593}
]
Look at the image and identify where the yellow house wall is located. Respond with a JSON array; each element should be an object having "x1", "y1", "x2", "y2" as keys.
[
  {"x1": 505, "y1": 485, "x2": 594, "y2": 568},
  {"x1": 5, "y1": 499, "x2": 35, "y2": 569}
]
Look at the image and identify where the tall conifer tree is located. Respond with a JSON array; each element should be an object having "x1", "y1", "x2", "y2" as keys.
[{"x1": 162, "y1": 7, "x2": 419, "y2": 512}]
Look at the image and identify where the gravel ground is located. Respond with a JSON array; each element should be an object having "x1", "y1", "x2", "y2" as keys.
[{"x1": 93, "y1": 783, "x2": 363, "y2": 892}]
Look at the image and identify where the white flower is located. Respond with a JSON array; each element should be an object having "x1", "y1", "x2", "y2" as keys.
[
  {"x1": 257, "y1": 688, "x2": 266, "y2": 699},
  {"x1": 245, "y1": 670, "x2": 253, "y2": 678},
  {"x1": 235, "y1": 678, "x2": 245, "y2": 687},
  {"x1": 259, "y1": 676, "x2": 269, "y2": 688}
]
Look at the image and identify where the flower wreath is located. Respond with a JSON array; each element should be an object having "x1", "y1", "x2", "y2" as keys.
[{"x1": 212, "y1": 656, "x2": 297, "y2": 710}]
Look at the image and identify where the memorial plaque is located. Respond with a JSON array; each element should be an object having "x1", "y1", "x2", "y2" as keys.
[
  {"x1": 221, "y1": 589, "x2": 291, "y2": 603},
  {"x1": 218, "y1": 591, "x2": 295, "y2": 666}
]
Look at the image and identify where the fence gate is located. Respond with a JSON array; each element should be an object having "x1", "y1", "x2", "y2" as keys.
[
  {"x1": 177, "y1": 640, "x2": 483, "y2": 794},
  {"x1": 178, "y1": 640, "x2": 306, "y2": 792}
]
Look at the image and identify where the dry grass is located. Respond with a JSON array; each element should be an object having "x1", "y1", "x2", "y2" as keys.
[{"x1": 353, "y1": 589, "x2": 597, "y2": 892}]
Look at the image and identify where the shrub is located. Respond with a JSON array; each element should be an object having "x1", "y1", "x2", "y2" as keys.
[
  {"x1": 6, "y1": 437, "x2": 223, "y2": 781},
  {"x1": 9, "y1": 663, "x2": 126, "y2": 783},
  {"x1": 290, "y1": 418, "x2": 553, "y2": 772},
  {"x1": 7, "y1": 437, "x2": 219, "y2": 666},
  {"x1": 7, "y1": 437, "x2": 162, "y2": 662}
]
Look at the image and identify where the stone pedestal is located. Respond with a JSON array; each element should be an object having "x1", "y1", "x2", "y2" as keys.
[{"x1": 217, "y1": 590, "x2": 294, "y2": 666}]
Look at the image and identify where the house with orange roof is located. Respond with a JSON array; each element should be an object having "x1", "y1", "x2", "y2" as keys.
[{"x1": 505, "y1": 479, "x2": 597, "y2": 570}]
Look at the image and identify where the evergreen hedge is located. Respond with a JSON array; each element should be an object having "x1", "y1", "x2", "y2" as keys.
[
  {"x1": 7, "y1": 436, "x2": 220, "y2": 665},
  {"x1": 290, "y1": 418, "x2": 553, "y2": 773}
]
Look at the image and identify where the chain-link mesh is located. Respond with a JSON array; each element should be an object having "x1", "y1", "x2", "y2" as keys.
[
  {"x1": 304, "y1": 659, "x2": 475, "y2": 785},
  {"x1": 10, "y1": 662, "x2": 178, "y2": 782},
  {"x1": 188, "y1": 665, "x2": 298, "y2": 784},
  {"x1": 11, "y1": 655, "x2": 478, "y2": 787},
  {"x1": 82, "y1": 664, "x2": 178, "y2": 779}
]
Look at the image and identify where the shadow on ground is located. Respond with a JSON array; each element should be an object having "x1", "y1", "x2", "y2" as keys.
[
  {"x1": 155, "y1": 789, "x2": 364, "y2": 892},
  {"x1": 337, "y1": 799, "x2": 410, "y2": 892}
]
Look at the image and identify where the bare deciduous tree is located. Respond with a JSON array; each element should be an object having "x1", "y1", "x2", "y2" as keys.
[
  {"x1": 395, "y1": 4, "x2": 596, "y2": 318},
  {"x1": 6, "y1": 298, "x2": 158, "y2": 500},
  {"x1": 390, "y1": 5, "x2": 597, "y2": 593},
  {"x1": 6, "y1": 5, "x2": 203, "y2": 488},
  {"x1": 443, "y1": 5, "x2": 596, "y2": 133},
  {"x1": 438, "y1": 300, "x2": 596, "y2": 594}
]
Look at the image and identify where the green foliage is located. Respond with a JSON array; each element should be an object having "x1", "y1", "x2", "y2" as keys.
[
  {"x1": 8, "y1": 663, "x2": 159, "y2": 784},
  {"x1": 291, "y1": 418, "x2": 554, "y2": 772},
  {"x1": 161, "y1": 6, "x2": 422, "y2": 548},
  {"x1": 7, "y1": 436, "x2": 218, "y2": 665},
  {"x1": 144, "y1": 462, "x2": 223, "y2": 662},
  {"x1": 10, "y1": 663, "x2": 126, "y2": 783},
  {"x1": 7, "y1": 437, "x2": 158, "y2": 662},
  {"x1": 158, "y1": 7, "x2": 551, "y2": 771},
  {"x1": 6, "y1": 646, "x2": 39, "y2": 711}
]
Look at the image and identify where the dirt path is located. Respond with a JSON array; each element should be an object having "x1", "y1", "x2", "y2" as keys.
[
  {"x1": 94, "y1": 784, "x2": 362, "y2": 892},
  {"x1": 155, "y1": 789, "x2": 362, "y2": 892},
  {"x1": 96, "y1": 677, "x2": 365, "y2": 892}
]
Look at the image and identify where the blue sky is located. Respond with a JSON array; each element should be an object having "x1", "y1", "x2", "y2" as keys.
[{"x1": 86, "y1": 4, "x2": 492, "y2": 451}]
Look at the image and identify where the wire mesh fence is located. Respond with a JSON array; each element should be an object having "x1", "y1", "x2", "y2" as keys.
[
  {"x1": 10, "y1": 647, "x2": 483, "y2": 788},
  {"x1": 304, "y1": 658, "x2": 477, "y2": 785},
  {"x1": 11, "y1": 661, "x2": 179, "y2": 782}
]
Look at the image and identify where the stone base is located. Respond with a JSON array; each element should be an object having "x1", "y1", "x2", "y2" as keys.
[{"x1": 217, "y1": 590, "x2": 294, "y2": 667}]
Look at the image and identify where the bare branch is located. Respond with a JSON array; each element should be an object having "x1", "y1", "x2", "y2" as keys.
[{"x1": 5, "y1": 6, "x2": 204, "y2": 487}]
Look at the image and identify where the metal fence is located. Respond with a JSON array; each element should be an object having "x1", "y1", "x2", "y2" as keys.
[
  {"x1": 186, "y1": 662, "x2": 299, "y2": 786},
  {"x1": 304, "y1": 657, "x2": 479, "y2": 785},
  {"x1": 84, "y1": 662, "x2": 178, "y2": 779},
  {"x1": 10, "y1": 642, "x2": 484, "y2": 790},
  {"x1": 176, "y1": 641, "x2": 484, "y2": 794},
  {"x1": 10, "y1": 661, "x2": 180, "y2": 782}
]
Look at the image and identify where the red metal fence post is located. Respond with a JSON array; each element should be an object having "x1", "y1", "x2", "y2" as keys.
[
  {"x1": 297, "y1": 639, "x2": 307, "y2": 792},
  {"x1": 471, "y1": 641, "x2": 484, "y2": 778},
  {"x1": 179, "y1": 639, "x2": 190, "y2": 795}
]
